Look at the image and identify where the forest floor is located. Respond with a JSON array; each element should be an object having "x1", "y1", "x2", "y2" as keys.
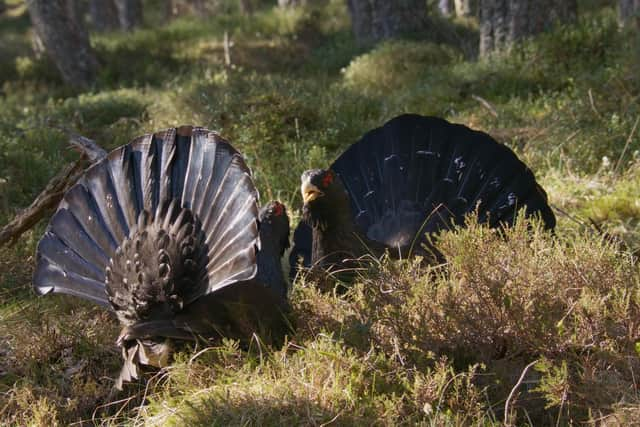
[{"x1": 1, "y1": 0, "x2": 640, "y2": 425}]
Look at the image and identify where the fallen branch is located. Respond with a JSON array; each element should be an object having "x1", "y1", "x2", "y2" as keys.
[
  {"x1": 0, "y1": 130, "x2": 107, "y2": 247},
  {"x1": 0, "y1": 161, "x2": 84, "y2": 246}
]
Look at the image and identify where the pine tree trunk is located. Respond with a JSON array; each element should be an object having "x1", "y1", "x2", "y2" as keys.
[
  {"x1": 347, "y1": 0, "x2": 428, "y2": 45},
  {"x1": 114, "y1": 0, "x2": 143, "y2": 31},
  {"x1": 165, "y1": 0, "x2": 176, "y2": 19},
  {"x1": 479, "y1": 0, "x2": 577, "y2": 57},
  {"x1": 65, "y1": 0, "x2": 83, "y2": 27},
  {"x1": 619, "y1": 0, "x2": 640, "y2": 28},
  {"x1": 27, "y1": 0, "x2": 98, "y2": 89},
  {"x1": 239, "y1": 0, "x2": 253, "y2": 15},
  {"x1": 439, "y1": 0, "x2": 454, "y2": 17},
  {"x1": 192, "y1": 0, "x2": 207, "y2": 14},
  {"x1": 90, "y1": 0, "x2": 119, "y2": 31}
]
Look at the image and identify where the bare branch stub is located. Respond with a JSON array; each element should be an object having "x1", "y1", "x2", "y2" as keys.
[
  {"x1": 0, "y1": 130, "x2": 107, "y2": 247},
  {"x1": 53, "y1": 125, "x2": 108, "y2": 162},
  {"x1": 0, "y1": 160, "x2": 85, "y2": 246}
]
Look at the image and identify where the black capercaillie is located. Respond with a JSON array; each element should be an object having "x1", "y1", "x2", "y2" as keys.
[
  {"x1": 33, "y1": 126, "x2": 291, "y2": 388},
  {"x1": 290, "y1": 114, "x2": 555, "y2": 277}
]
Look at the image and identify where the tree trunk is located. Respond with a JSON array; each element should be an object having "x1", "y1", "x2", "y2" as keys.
[
  {"x1": 619, "y1": 0, "x2": 640, "y2": 28},
  {"x1": 27, "y1": 0, "x2": 98, "y2": 89},
  {"x1": 347, "y1": 0, "x2": 428, "y2": 45},
  {"x1": 114, "y1": 0, "x2": 143, "y2": 31},
  {"x1": 553, "y1": 0, "x2": 577, "y2": 23},
  {"x1": 192, "y1": 0, "x2": 207, "y2": 14},
  {"x1": 239, "y1": 0, "x2": 253, "y2": 15},
  {"x1": 479, "y1": 0, "x2": 577, "y2": 57},
  {"x1": 438, "y1": 0, "x2": 454, "y2": 17},
  {"x1": 65, "y1": 0, "x2": 82, "y2": 27},
  {"x1": 90, "y1": 0, "x2": 119, "y2": 31}
]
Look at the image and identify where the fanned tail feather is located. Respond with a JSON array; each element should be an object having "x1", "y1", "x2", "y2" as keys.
[
  {"x1": 34, "y1": 126, "x2": 261, "y2": 310},
  {"x1": 290, "y1": 114, "x2": 555, "y2": 272}
]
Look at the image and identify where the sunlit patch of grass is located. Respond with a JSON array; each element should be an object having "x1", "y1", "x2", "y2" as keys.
[
  {"x1": 137, "y1": 336, "x2": 485, "y2": 426},
  {"x1": 0, "y1": 268, "x2": 122, "y2": 425},
  {"x1": 291, "y1": 215, "x2": 640, "y2": 423},
  {"x1": 342, "y1": 40, "x2": 460, "y2": 97}
]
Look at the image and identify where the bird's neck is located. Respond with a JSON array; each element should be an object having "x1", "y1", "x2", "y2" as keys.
[{"x1": 310, "y1": 208, "x2": 367, "y2": 269}]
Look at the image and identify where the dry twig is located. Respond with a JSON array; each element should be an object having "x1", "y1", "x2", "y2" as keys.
[
  {"x1": 588, "y1": 88, "x2": 602, "y2": 119},
  {"x1": 0, "y1": 129, "x2": 107, "y2": 247},
  {"x1": 504, "y1": 360, "x2": 539, "y2": 426},
  {"x1": 471, "y1": 94, "x2": 499, "y2": 118},
  {"x1": 614, "y1": 114, "x2": 640, "y2": 175}
]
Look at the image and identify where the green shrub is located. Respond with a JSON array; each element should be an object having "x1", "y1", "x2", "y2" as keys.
[{"x1": 343, "y1": 40, "x2": 459, "y2": 97}]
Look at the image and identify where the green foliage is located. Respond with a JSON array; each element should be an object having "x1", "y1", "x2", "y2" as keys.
[
  {"x1": 1, "y1": 0, "x2": 640, "y2": 425},
  {"x1": 343, "y1": 40, "x2": 459, "y2": 97}
]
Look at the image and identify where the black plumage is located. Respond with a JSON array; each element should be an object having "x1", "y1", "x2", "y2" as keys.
[
  {"x1": 33, "y1": 126, "x2": 290, "y2": 388},
  {"x1": 256, "y1": 201, "x2": 290, "y2": 299},
  {"x1": 290, "y1": 114, "x2": 555, "y2": 275}
]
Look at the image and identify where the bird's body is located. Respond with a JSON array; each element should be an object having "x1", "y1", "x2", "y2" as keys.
[
  {"x1": 291, "y1": 114, "x2": 555, "y2": 275},
  {"x1": 33, "y1": 126, "x2": 290, "y2": 387},
  {"x1": 256, "y1": 201, "x2": 290, "y2": 299}
]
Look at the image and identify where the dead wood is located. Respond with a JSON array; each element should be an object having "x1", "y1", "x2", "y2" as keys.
[{"x1": 0, "y1": 130, "x2": 107, "y2": 247}]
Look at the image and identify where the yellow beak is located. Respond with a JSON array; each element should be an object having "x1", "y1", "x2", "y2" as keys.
[{"x1": 301, "y1": 181, "x2": 323, "y2": 204}]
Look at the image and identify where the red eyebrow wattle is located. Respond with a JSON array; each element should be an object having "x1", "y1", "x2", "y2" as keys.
[{"x1": 321, "y1": 171, "x2": 334, "y2": 188}]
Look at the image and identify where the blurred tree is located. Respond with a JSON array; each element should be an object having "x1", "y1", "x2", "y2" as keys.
[
  {"x1": 619, "y1": 0, "x2": 640, "y2": 28},
  {"x1": 114, "y1": 0, "x2": 143, "y2": 30},
  {"x1": 90, "y1": 0, "x2": 119, "y2": 31},
  {"x1": 0, "y1": 1, "x2": 4, "y2": 14},
  {"x1": 27, "y1": 0, "x2": 98, "y2": 88},
  {"x1": 65, "y1": 0, "x2": 84, "y2": 27},
  {"x1": 479, "y1": 0, "x2": 577, "y2": 57},
  {"x1": 278, "y1": 0, "x2": 328, "y2": 7},
  {"x1": 239, "y1": 0, "x2": 253, "y2": 15},
  {"x1": 278, "y1": 0, "x2": 305, "y2": 6},
  {"x1": 165, "y1": 0, "x2": 178, "y2": 18},
  {"x1": 347, "y1": 0, "x2": 428, "y2": 45},
  {"x1": 438, "y1": 0, "x2": 453, "y2": 16},
  {"x1": 192, "y1": 0, "x2": 207, "y2": 14}
]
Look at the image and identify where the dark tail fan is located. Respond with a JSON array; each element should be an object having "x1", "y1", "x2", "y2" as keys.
[
  {"x1": 290, "y1": 114, "x2": 555, "y2": 274},
  {"x1": 34, "y1": 126, "x2": 262, "y2": 312}
]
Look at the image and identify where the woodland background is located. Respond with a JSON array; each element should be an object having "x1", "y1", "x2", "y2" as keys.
[{"x1": 1, "y1": 0, "x2": 640, "y2": 425}]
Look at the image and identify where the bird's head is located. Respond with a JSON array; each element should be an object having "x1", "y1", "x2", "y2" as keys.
[
  {"x1": 301, "y1": 169, "x2": 350, "y2": 227},
  {"x1": 259, "y1": 200, "x2": 290, "y2": 255}
]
